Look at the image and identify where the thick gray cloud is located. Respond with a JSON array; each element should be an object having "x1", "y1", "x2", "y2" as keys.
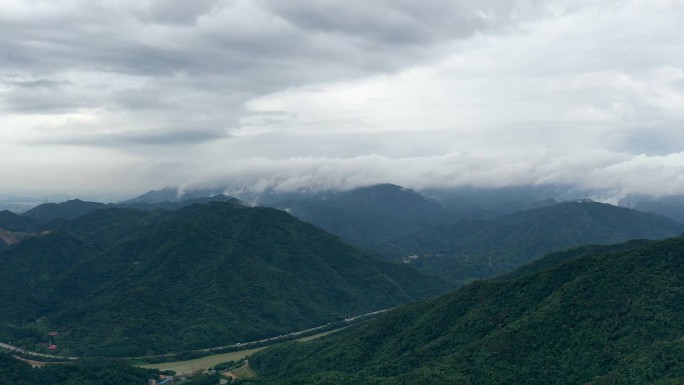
[
  {"x1": 267, "y1": 0, "x2": 498, "y2": 45},
  {"x1": 1, "y1": 0, "x2": 683, "y2": 199},
  {"x1": 31, "y1": 126, "x2": 230, "y2": 147}
]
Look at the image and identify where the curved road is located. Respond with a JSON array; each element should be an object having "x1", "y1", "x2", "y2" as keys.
[
  {"x1": 0, "y1": 341, "x2": 78, "y2": 360},
  {"x1": 0, "y1": 308, "x2": 391, "y2": 361}
]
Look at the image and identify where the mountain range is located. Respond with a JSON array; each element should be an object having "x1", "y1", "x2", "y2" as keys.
[
  {"x1": 260, "y1": 187, "x2": 684, "y2": 284},
  {"x1": 18, "y1": 194, "x2": 243, "y2": 225},
  {"x1": 1, "y1": 184, "x2": 684, "y2": 383},
  {"x1": 0, "y1": 201, "x2": 451, "y2": 356},
  {"x1": 9, "y1": 185, "x2": 684, "y2": 286},
  {"x1": 386, "y1": 200, "x2": 684, "y2": 283}
]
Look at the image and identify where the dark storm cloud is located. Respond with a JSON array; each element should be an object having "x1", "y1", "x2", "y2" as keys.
[
  {"x1": 132, "y1": 0, "x2": 222, "y2": 25},
  {"x1": 1, "y1": 0, "x2": 535, "y2": 148},
  {"x1": 265, "y1": 0, "x2": 511, "y2": 45},
  {"x1": 0, "y1": 1, "x2": 526, "y2": 85},
  {"x1": 2, "y1": 77, "x2": 70, "y2": 89},
  {"x1": 32, "y1": 126, "x2": 230, "y2": 147},
  {"x1": 0, "y1": 0, "x2": 563, "y2": 123}
]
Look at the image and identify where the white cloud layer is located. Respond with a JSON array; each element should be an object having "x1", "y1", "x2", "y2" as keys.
[{"x1": 1, "y1": 0, "x2": 683, "y2": 198}]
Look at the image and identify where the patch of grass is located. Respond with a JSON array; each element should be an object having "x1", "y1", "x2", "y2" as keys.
[{"x1": 232, "y1": 365, "x2": 257, "y2": 379}]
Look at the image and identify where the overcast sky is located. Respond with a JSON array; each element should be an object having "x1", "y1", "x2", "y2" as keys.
[{"x1": 1, "y1": 0, "x2": 683, "y2": 200}]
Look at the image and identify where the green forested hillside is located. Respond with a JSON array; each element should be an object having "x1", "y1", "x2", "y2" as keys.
[
  {"x1": 0, "y1": 354, "x2": 160, "y2": 385},
  {"x1": 249, "y1": 236, "x2": 684, "y2": 385},
  {"x1": 500, "y1": 238, "x2": 654, "y2": 280},
  {"x1": 0, "y1": 210, "x2": 36, "y2": 232},
  {"x1": 389, "y1": 201, "x2": 684, "y2": 283},
  {"x1": 0, "y1": 202, "x2": 452, "y2": 356},
  {"x1": 0, "y1": 210, "x2": 36, "y2": 250}
]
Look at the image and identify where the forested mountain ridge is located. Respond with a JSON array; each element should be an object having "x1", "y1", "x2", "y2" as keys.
[
  {"x1": 269, "y1": 184, "x2": 459, "y2": 250},
  {"x1": 249, "y1": 235, "x2": 684, "y2": 385},
  {"x1": 0, "y1": 210, "x2": 36, "y2": 232},
  {"x1": 15, "y1": 194, "x2": 243, "y2": 226},
  {"x1": 21, "y1": 199, "x2": 108, "y2": 224},
  {"x1": 14, "y1": 191, "x2": 683, "y2": 287},
  {"x1": 0, "y1": 210, "x2": 39, "y2": 251},
  {"x1": 16, "y1": 187, "x2": 683, "y2": 288},
  {"x1": 387, "y1": 200, "x2": 684, "y2": 283},
  {"x1": 0, "y1": 202, "x2": 452, "y2": 356}
]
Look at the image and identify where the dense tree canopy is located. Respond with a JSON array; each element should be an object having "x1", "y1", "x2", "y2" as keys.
[{"x1": 249, "y1": 236, "x2": 684, "y2": 384}]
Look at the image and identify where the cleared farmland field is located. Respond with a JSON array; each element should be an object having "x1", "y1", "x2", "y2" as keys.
[{"x1": 139, "y1": 329, "x2": 340, "y2": 375}]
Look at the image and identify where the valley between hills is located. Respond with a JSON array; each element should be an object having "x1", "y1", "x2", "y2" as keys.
[{"x1": 1, "y1": 184, "x2": 683, "y2": 385}]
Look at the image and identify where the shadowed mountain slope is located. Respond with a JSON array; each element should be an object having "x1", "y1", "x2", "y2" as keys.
[
  {"x1": 388, "y1": 201, "x2": 684, "y2": 283},
  {"x1": 270, "y1": 184, "x2": 458, "y2": 250},
  {"x1": 0, "y1": 210, "x2": 36, "y2": 232}
]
